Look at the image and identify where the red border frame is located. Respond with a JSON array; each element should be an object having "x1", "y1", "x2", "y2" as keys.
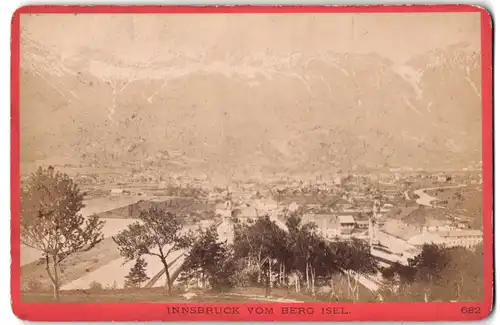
[{"x1": 10, "y1": 5, "x2": 493, "y2": 321}]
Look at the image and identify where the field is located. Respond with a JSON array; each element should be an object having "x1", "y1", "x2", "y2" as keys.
[
  {"x1": 20, "y1": 193, "x2": 216, "y2": 289},
  {"x1": 94, "y1": 198, "x2": 215, "y2": 219},
  {"x1": 61, "y1": 248, "x2": 186, "y2": 290},
  {"x1": 21, "y1": 238, "x2": 122, "y2": 290},
  {"x1": 21, "y1": 211, "x2": 217, "y2": 293},
  {"x1": 20, "y1": 290, "x2": 257, "y2": 303},
  {"x1": 20, "y1": 286, "x2": 313, "y2": 303},
  {"x1": 80, "y1": 196, "x2": 155, "y2": 217},
  {"x1": 20, "y1": 246, "x2": 42, "y2": 266},
  {"x1": 100, "y1": 218, "x2": 139, "y2": 237},
  {"x1": 425, "y1": 184, "x2": 481, "y2": 201},
  {"x1": 21, "y1": 283, "x2": 374, "y2": 303},
  {"x1": 21, "y1": 219, "x2": 136, "y2": 282},
  {"x1": 424, "y1": 185, "x2": 483, "y2": 228},
  {"x1": 59, "y1": 223, "x2": 206, "y2": 291}
]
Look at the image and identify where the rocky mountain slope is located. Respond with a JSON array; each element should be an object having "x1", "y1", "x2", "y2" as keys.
[{"x1": 19, "y1": 35, "x2": 482, "y2": 176}]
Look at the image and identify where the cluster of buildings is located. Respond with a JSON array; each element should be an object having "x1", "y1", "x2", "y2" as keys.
[
  {"x1": 214, "y1": 195, "x2": 280, "y2": 221},
  {"x1": 368, "y1": 202, "x2": 482, "y2": 266},
  {"x1": 83, "y1": 166, "x2": 483, "y2": 271},
  {"x1": 211, "y1": 184, "x2": 483, "y2": 269}
]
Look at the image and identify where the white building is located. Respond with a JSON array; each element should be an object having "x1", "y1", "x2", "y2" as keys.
[
  {"x1": 370, "y1": 218, "x2": 422, "y2": 265},
  {"x1": 422, "y1": 221, "x2": 456, "y2": 233},
  {"x1": 407, "y1": 231, "x2": 445, "y2": 249},
  {"x1": 372, "y1": 217, "x2": 483, "y2": 266},
  {"x1": 407, "y1": 229, "x2": 482, "y2": 249},
  {"x1": 436, "y1": 229, "x2": 482, "y2": 248}
]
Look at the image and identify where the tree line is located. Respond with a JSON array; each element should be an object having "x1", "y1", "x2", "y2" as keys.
[
  {"x1": 178, "y1": 213, "x2": 379, "y2": 301},
  {"x1": 380, "y1": 244, "x2": 483, "y2": 302},
  {"x1": 179, "y1": 215, "x2": 483, "y2": 303}
]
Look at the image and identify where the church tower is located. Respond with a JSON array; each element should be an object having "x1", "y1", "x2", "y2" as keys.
[{"x1": 370, "y1": 199, "x2": 384, "y2": 247}]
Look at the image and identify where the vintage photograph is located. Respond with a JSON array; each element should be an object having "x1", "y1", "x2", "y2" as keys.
[{"x1": 18, "y1": 12, "x2": 484, "y2": 304}]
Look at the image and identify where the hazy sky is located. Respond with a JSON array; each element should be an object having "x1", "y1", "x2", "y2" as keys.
[{"x1": 21, "y1": 12, "x2": 481, "y2": 64}]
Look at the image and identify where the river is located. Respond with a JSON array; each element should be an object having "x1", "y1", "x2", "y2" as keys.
[{"x1": 413, "y1": 185, "x2": 465, "y2": 207}]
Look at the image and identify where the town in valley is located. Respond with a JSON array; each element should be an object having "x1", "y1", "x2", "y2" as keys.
[
  {"x1": 20, "y1": 162, "x2": 484, "y2": 303},
  {"x1": 19, "y1": 13, "x2": 485, "y2": 303}
]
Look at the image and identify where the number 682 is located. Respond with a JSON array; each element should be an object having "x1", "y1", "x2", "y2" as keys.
[{"x1": 461, "y1": 307, "x2": 480, "y2": 314}]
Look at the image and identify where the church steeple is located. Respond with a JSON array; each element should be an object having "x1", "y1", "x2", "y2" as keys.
[{"x1": 370, "y1": 199, "x2": 384, "y2": 247}]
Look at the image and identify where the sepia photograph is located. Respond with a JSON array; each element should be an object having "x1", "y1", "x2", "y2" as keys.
[{"x1": 14, "y1": 7, "x2": 491, "y2": 312}]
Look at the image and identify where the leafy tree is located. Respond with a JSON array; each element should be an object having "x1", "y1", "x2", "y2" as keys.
[
  {"x1": 285, "y1": 213, "x2": 304, "y2": 234},
  {"x1": 288, "y1": 220, "x2": 320, "y2": 292},
  {"x1": 381, "y1": 262, "x2": 417, "y2": 284},
  {"x1": 427, "y1": 245, "x2": 483, "y2": 302},
  {"x1": 180, "y1": 226, "x2": 236, "y2": 291},
  {"x1": 381, "y1": 244, "x2": 484, "y2": 302},
  {"x1": 409, "y1": 244, "x2": 450, "y2": 283},
  {"x1": 233, "y1": 216, "x2": 289, "y2": 293},
  {"x1": 329, "y1": 238, "x2": 377, "y2": 301},
  {"x1": 456, "y1": 245, "x2": 483, "y2": 301},
  {"x1": 112, "y1": 206, "x2": 194, "y2": 295},
  {"x1": 20, "y1": 166, "x2": 105, "y2": 300},
  {"x1": 285, "y1": 214, "x2": 339, "y2": 294},
  {"x1": 124, "y1": 257, "x2": 150, "y2": 288},
  {"x1": 379, "y1": 281, "x2": 430, "y2": 302},
  {"x1": 282, "y1": 214, "x2": 381, "y2": 299}
]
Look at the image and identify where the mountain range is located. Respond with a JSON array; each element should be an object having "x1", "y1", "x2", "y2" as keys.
[{"x1": 19, "y1": 35, "x2": 483, "y2": 178}]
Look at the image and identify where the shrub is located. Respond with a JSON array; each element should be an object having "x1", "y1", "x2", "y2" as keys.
[
  {"x1": 106, "y1": 281, "x2": 118, "y2": 290},
  {"x1": 231, "y1": 265, "x2": 260, "y2": 287},
  {"x1": 88, "y1": 281, "x2": 103, "y2": 292},
  {"x1": 22, "y1": 278, "x2": 47, "y2": 292}
]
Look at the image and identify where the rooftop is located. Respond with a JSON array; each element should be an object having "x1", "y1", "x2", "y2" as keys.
[
  {"x1": 303, "y1": 214, "x2": 337, "y2": 228},
  {"x1": 407, "y1": 232, "x2": 444, "y2": 246},
  {"x1": 338, "y1": 215, "x2": 355, "y2": 224},
  {"x1": 387, "y1": 206, "x2": 419, "y2": 219},
  {"x1": 426, "y1": 219, "x2": 450, "y2": 227},
  {"x1": 238, "y1": 206, "x2": 259, "y2": 218},
  {"x1": 382, "y1": 219, "x2": 422, "y2": 241},
  {"x1": 436, "y1": 230, "x2": 482, "y2": 238}
]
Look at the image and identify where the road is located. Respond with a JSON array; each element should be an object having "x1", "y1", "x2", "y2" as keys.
[{"x1": 413, "y1": 185, "x2": 465, "y2": 207}]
